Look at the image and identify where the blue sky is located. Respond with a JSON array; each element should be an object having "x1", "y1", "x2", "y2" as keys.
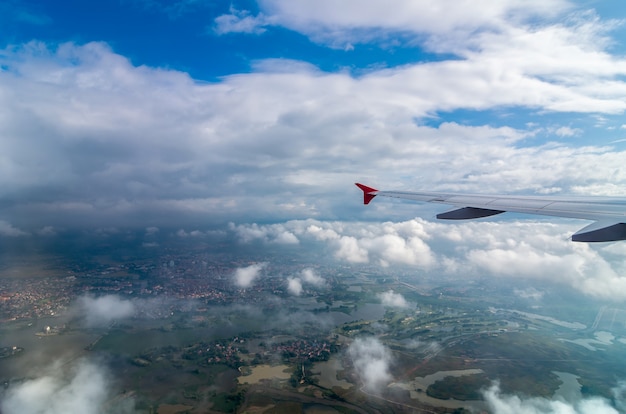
[
  {"x1": 3, "y1": 1, "x2": 626, "y2": 285},
  {"x1": 2, "y1": 0, "x2": 442, "y2": 80}
]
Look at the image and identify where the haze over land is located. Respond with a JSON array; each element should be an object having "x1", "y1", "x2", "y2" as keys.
[{"x1": 2, "y1": 1, "x2": 626, "y2": 413}]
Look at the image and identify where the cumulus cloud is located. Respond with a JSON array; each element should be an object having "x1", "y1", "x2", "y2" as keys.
[
  {"x1": 378, "y1": 290, "x2": 409, "y2": 308},
  {"x1": 287, "y1": 277, "x2": 303, "y2": 296},
  {"x1": 234, "y1": 263, "x2": 267, "y2": 288},
  {"x1": 301, "y1": 268, "x2": 325, "y2": 286},
  {"x1": 76, "y1": 295, "x2": 135, "y2": 327},
  {"x1": 348, "y1": 337, "x2": 393, "y2": 393},
  {"x1": 0, "y1": 358, "x2": 135, "y2": 414},
  {"x1": 287, "y1": 268, "x2": 325, "y2": 295},
  {"x1": 233, "y1": 218, "x2": 626, "y2": 301},
  {"x1": 287, "y1": 268, "x2": 326, "y2": 296},
  {"x1": 483, "y1": 382, "x2": 623, "y2": 414}
]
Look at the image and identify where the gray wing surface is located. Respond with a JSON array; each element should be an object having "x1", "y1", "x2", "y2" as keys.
[{"x1": 355, "y1": 183, "x2": 626, "y2": 242}]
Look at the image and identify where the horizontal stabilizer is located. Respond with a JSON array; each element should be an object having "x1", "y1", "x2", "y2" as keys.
[
  {"x1": 355, "y1": 183, "x2": 378, "y2": 205},
  {"x1": 437, "y1": 207, "x2": 505, "y2": 220},
  {"x1": 572, "y1": 221, "x2": 626, "y2": 242}
]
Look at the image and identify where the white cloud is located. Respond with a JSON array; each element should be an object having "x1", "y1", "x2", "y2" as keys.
[
  {"x1": 483, "y1": 382, "x2": 622, "y2": 414},
  {"x1": 301, "y1": 268, "x2": 325, "y2": 286},
  {"x1": 214, "y1": 7, "x2": 269, "y2": 35},
  {"x1": 286, "y1": 269, "x2": 325, "y2": 295},
  {"x1": 554, "y1": 126, "x2": 582, "y2": 137},
  {"x1": 2, "y1": 4, "x2": 626, "y2": 230},
  {"x1": 234, "y1": 263, "x2": 267, "y2": 288},
  {"x1": 348, "y1": 337, "x2": 393, "y2": 392},
  {"x1": 287, "y1": 277, "x2": 303, "y2": 295},
  {"x1": 233, "y1": 218, "x2": 626, "y2": 301},
  {"x1": 77, "y1": 295, "x2": 135, "y2": 327},
  {"x1": 0, "y1": 358, "x2": 135, "y2": 414},
  {"x1": 378, "y1": 290, "x2": 409, "y2": 308},
  {"x1": 257, "y1": 0, "x2": 572, "y2": 47},
  {"x1": 273, "y1": 230, "x2": 299, "y2": 244},
  {"x1": 335, "y1": 236, "x2": 369, "y2": 263},
  {"x1": 230, "y1": 222, "x2": 300, "y2": 244}
]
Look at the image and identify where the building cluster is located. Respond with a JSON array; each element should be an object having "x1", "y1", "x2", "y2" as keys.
[
  {"x1": 272, "y1": 339, "x2": 332, "y2": 362},
  {"x1": 0, "y1": 249, "x2": 336, "y2": 323},
  {"x1": 0, "y1": 277, "x2": 74, "y2": 321},
  {"x1": 203, "y1": 342, "x2": 241, "y2": 366}
]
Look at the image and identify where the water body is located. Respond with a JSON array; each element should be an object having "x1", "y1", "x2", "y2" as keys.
[
  {"x1": 553, "y1": 371, "x2": 582, "y2": 402},
  {"x1": 390, "y1": 369, "x2": 486, "y2": 411},
  {"x1": 93, "y1": 324, "x2": 245, "y2": 355},
  {"x1": 0, "y1": 317, "x2": 100, "y2": 380},
  {"x1": 561, "y1": 331, "x2": 615, "y2": 351},
  {"x1": 330, "y1": 303, "x2": 386, "y2": 325},
  {"x1": 510, "y1": 310, "x2": 586, "y2": 330},
  {"x1": 311, "y1": 355, "x2": 352, "y2": 390}
]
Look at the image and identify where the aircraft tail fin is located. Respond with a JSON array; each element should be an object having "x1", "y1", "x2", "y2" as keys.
[{"x1": 355, "y1": 183, "x2": 378, "y2": 205}]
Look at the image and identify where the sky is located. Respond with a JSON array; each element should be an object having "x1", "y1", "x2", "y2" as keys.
[
  {"x1": 2, "y1": 0, "x2": 626, "y2": 231},
  {"x1": 3, "y1": 0, "x2": 626, "y2": 303}
]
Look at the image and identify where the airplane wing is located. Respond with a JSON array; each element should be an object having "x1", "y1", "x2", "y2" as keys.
[{"x1": 355, "y1": 183, "x2": 626, "y2": 242}]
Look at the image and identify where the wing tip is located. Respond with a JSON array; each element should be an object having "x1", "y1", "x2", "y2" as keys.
[{"x1": 355, "y1": 183, "x2": 378, "y2": 205}]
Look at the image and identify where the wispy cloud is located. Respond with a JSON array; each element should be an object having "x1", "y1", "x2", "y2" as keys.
[
  {"x1": 0, "y1": 358, "x2": 135, "y2": 414},
  {"x1": 76, "y1": 295, "x2": 136, "y2": 327},
  {"x1": 0, "y1": 220, "x2": 29, "y2": 237},
  {"x1": 214, "y1": 7, "x2": 270, "y2": 35}
]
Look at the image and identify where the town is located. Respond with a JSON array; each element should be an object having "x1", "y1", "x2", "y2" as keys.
[{"x1": 1, "y1": 236, "x2": 625, "y2": 414}]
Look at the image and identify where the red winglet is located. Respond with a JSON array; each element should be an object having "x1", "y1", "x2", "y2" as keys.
[{"x1": 355, "y1": 183, "x2": 378, "y2": 205}]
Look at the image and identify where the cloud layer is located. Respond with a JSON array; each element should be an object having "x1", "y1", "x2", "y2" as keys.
[
  {"x1": 232, "y1": 218, "x2": 626, "y2": 301},
  {"x1": 2, "y1": 1, "x2": 626, "y2": 229}
]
